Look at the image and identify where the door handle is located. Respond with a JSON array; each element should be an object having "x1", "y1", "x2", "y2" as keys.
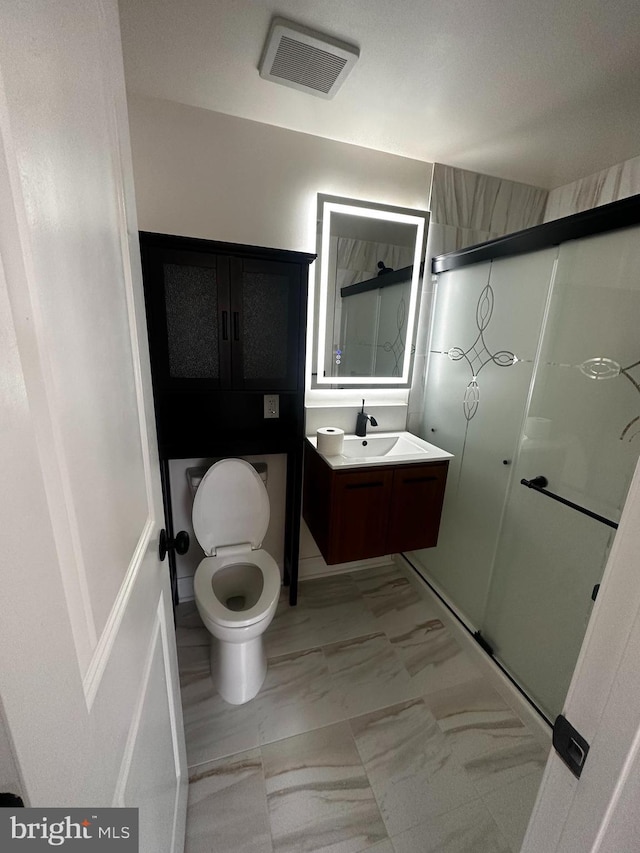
[
  {"x1": 159, "y1": 529, "x2": 190, "y2": 561},
  {"x1": 233, "y1": 311, "x2": 240, "y2": 341},
  {"x1": 222, "y1": 311, "x2": 229, "y2": 340}
]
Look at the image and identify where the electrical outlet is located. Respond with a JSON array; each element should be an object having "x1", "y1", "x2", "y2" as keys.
[{"x1": 263, "y1": 394, "x2": 279, "y2": 419}]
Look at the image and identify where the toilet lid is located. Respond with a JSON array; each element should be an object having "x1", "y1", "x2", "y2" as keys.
[{"x1": 192, "y1": 459, "x2": 270, "y2": 556}]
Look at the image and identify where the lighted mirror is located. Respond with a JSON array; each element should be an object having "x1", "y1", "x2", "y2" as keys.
[{"x1": 313, "y1": 194, "x2": 429, "y2": 386}]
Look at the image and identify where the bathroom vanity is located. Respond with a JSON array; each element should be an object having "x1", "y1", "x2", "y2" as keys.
[{"x1": 303, "y1": 432, "x2": 452, "y2": 564}]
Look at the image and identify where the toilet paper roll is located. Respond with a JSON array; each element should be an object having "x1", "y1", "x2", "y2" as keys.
[{"x1": 316, "y1": 427, "x2": 345, "y2": 456}]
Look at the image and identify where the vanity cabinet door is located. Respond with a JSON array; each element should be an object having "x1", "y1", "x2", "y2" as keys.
[
  {"x1": 386, "y1": 463, "x2": 449, "y2": 553},
  {"x1": 330, "y1": 468, "x2": 393, "y2": 563}
]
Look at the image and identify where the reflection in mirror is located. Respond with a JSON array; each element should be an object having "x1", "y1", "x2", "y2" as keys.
[{"x1": 314, "y1": 195, "x2": 429, "y2": 386}]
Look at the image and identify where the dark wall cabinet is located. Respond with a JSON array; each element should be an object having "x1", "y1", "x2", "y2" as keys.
[
  {"x1": 144, "y1": 247, "x2": 303, "y2": 394},
  {"x1": 303, "y1": 444, "x2": 448, "y2": 565},
  {"x1": 140, "y1": 232, "x2": 315, "y2": 604}
]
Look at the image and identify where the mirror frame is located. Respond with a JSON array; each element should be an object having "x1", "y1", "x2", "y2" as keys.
[{"x1": 315, "y1": 194, "x2": 429, "y2": 386}]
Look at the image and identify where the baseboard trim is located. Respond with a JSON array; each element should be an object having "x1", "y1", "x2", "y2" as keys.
[
  {"x1": 298, "y1": 554, "x2": 393, "y2": 581},
  {"x1": 176, "y1": 576, "x2": 194, "y2": 603}
]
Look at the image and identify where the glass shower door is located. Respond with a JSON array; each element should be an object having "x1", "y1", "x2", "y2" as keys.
[
  {"x1": 482, "y1": 224, "x2": 640, "y2": 720},
  {"x1": 413, "y1": 248, "x2": 557, "y2": 626}
]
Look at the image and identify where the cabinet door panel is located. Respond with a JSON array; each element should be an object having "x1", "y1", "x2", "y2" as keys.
[
  {"x1": 231, "y1": 257, "x2": 302, "y2": 390},
  {"x1": 143, "y1": 248, "x2": 230, "y2": 389},
  {"x1": 331, "y1": 469, "x2": 393, "y2": 563},
  {"x1": 387, "y1": 463, "x2": 448, "y2": 553},
  {"x1": 164, "y1": 261, "x2": 219, "y2": 379}
]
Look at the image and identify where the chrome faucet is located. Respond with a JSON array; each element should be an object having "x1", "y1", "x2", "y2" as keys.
[{"x1": 355, "y1": 399, "x2": 378, "y2": 437}]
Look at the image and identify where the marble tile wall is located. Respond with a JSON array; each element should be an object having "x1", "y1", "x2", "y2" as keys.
[
  {"x1": 178, "y1": 563, "x2": 549, "y2": 853},
  {"x1": 544, "y1": 153, "x2": 640, "y2": 222},
  {"x1": 429, "y1": 164, "x2": 548, "y2": 237}
]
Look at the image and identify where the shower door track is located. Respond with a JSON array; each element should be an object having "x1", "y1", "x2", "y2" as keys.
[{"x1": 401, "y1": 554, "x2": 553, "y2": 727}]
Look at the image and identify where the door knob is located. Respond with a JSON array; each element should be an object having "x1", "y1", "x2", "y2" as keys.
[{"x1": 159, "y1": 529, "x2": 190, "y2": 561}]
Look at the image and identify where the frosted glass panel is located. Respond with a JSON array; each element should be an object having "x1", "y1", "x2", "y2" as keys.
[
  {"x1": 412, "y1": 249, "x2": 557, "y2": 626},
  {"x1": 483, "y1": 224, "x2": 640, "y2": 718},
  {"x1": 242, "y1": 271, "x2": 289, "y2": 380},
  {"x1": 164, "y1": 263, "x2": 219, "y2": 379},
  {"x1": 483, "y1": 478, "x2": 613, "y2": 719}
]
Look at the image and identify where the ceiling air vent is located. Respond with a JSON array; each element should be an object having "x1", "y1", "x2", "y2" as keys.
[{"x1": 259, "y1": 18, "x2": 359, "y2": 100}]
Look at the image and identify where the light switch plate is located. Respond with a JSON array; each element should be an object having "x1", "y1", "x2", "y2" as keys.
[{"x1": 263, "y1": 394, "x2": 279, "y2": 418}]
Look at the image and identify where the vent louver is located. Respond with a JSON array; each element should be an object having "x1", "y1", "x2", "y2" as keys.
[{"x1": 259, "y1": 18, "x2": 359, "y2": 100}]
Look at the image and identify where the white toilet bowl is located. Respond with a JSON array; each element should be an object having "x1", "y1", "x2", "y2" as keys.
[{"x1": 191, "y1": 459, "x2": 281, "y2": 705}]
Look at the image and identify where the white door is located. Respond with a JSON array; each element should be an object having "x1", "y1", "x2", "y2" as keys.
[
  {"x1": 0, "y1": 2, "x2": 187, "y2": 851},
  {"x1": 522, "y1": 454, "x2": 640, "y2": 852}
]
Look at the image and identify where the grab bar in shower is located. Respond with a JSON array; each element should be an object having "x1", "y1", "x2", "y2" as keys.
[{"x1": 520, "y1": 476, "x2": 619, "y2": 530}]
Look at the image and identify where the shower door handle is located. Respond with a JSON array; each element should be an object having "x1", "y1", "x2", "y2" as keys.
[{"x1": 521, "y1": 477, "x2": 618, "y2": 529}]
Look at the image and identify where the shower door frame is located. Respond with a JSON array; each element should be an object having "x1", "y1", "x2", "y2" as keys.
[
  {"x1": 425, "y1": 193, "x2": 640, "y2": 848},
  {"x1": 432, "y1": 194, "x2": 640, "y2": 276},
  {"x1": 429, "y1": 196, "x2": 640, "y2": 598},
  {"x1": 424, "y1": 193, "x2": 640, "y2": 847}
]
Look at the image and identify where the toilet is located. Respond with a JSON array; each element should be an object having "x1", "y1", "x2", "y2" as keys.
[{"x1": 192, "y1": 458, "x2": 281, "y2": 705}]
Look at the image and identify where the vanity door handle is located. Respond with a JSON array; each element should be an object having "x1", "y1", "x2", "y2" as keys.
[
  {"x1": 222, "y1": 311, "x2": 229, "y2": 341},
  {"x1": 233, "y1": 311, "x2": 240, "y2": 341}
]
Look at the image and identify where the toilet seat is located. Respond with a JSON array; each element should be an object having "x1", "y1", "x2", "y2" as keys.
[
  {"x1": 194, "y1": 550, "x2": 281, "y2": 629},
  {"x1": 192, "y1": 459, "x2": 279, "y2": 631},
  {"x1": 192, "y1": 458, "x2": 269, "y2": 557}
]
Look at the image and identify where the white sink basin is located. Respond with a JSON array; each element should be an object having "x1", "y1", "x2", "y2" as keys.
[{"x1": 307, "y1": 431, "x2": 453, "y2": 469}]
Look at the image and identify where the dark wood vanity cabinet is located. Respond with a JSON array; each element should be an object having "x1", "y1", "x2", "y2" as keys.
[{"x1": 303, "y1": 445, "x2": 449, "y2": 564}]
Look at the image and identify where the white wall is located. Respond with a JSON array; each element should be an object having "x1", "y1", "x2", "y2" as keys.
[
  {"x1": 127, "y1": 94, "x2": 431, "y2": 253},
  {"x1": 0, "y1": 704, "x2": 22, "y2": 800},
  {"x1": 127, "y1": 94, "x2": 432, "y2": 581}
]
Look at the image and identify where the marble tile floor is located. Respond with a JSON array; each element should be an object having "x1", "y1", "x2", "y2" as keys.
[{"x1": 177, "y1": 564, "x2": 549, "y2": 853}]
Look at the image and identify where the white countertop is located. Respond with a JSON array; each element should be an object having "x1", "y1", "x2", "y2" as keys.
[{"x1": 306, "y1": 431, "x2": 454, "y2": 470}]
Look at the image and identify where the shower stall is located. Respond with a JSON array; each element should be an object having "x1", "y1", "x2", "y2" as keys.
[{"x1": 407, "y1": 196, "x2": 640, "y2": 721}]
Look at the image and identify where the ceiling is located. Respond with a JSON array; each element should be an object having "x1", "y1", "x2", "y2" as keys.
[{"x1": 119, "y1": 0, "x2": 640, "y2": 189}]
